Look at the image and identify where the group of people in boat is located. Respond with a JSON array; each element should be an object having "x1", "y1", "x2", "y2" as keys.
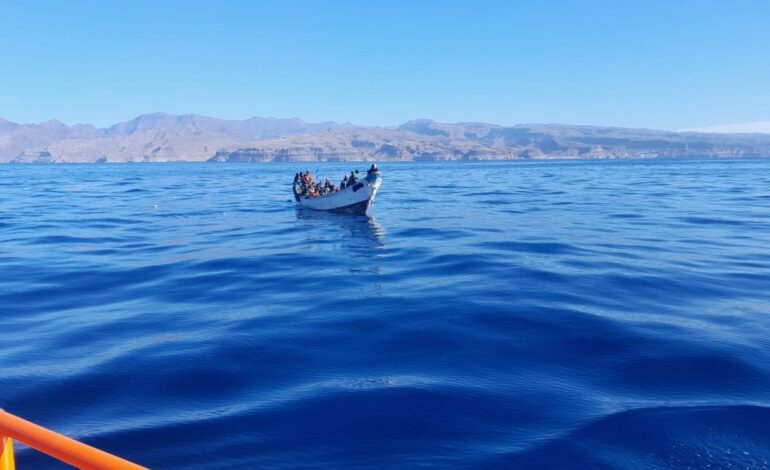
[{"x1": 294, "y1": 164, "x2": 379, "y2": 198}]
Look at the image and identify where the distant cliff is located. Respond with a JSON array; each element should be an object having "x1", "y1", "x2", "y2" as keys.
[
  {"x1": 2, "y1": 113, "x2": 348, "y2": 163},
  {"x1": 3, "y1": 113, "x2": 770, "y2": 163}
]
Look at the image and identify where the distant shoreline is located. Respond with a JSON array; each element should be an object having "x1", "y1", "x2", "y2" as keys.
[
  {"x1": 3, "y1": 113, "x2": 770, "y2": 164},
  {"x1": 6, "y1": 155, "x2": 770, "y2": 166}
]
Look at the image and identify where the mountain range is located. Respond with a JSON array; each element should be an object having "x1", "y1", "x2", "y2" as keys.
[{"x1": 3, "y1": 113, "x2": 770, "y2": 163}]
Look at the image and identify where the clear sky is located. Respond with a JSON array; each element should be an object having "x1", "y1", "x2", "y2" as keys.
[{"x1": 1, "y1": 0, "x2": 768, "y2": 130}]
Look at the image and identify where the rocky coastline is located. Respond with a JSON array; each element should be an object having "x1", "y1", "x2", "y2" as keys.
[{"x1": 3, "y1": 114, "x2": 770, "y2": 163}]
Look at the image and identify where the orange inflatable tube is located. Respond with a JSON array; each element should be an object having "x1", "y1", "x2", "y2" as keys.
[{"x1": 0, "y1": 409, "x2": 145, "y2": 469}]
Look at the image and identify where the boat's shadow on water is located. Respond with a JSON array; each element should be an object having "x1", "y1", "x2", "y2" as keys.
[{"x1": 294, "y1": 207, "x2": 386, "y2": 250}]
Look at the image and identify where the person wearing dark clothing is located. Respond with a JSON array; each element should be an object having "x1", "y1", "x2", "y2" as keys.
[
  {"x1": 341, "y1": 174, "x2": 349, "y2": 189},
  {"x1": 293, "y1": 173, "x2": 302, "y2": 200},
  {"x1": 367, "y1": 164, "x2": 378, "y2": 176},
  {"x1": 348, "y1": 171, "x2": 358, "y2": 186}
]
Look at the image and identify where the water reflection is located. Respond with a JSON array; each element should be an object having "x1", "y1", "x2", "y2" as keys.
[{"x1": 295, "y1": 208, "x2": 385, "y2": 248}]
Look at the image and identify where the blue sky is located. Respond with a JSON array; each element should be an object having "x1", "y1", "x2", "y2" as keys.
[{"x1": 1, "y1": 0, "x2": 768, "y2": 129}]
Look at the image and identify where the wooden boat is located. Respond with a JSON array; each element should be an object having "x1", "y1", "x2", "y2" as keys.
[{"x1": 294, "y1": 171, "x2": 381, "y2": 215}]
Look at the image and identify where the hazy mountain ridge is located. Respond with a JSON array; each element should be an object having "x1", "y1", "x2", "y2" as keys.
[
  {"x1": 2, "y1": 113, "x2": 351, "y2": 163},
  {"x1": 4, "y1": 114, "x2": 770, "y2": 163}
]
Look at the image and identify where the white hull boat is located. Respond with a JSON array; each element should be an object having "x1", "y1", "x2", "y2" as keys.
[{"x1": 294, "y1": 172, "x2": 382, "y2": 215}]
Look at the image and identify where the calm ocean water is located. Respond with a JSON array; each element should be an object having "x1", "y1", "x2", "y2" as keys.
[{"x1": 1, "y1": 160, "x2": 770, "y2": 469}]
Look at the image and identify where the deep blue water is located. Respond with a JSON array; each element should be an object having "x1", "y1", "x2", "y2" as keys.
[{"x1": 2, "y1": 160, "x2": 770, "y2": 469}]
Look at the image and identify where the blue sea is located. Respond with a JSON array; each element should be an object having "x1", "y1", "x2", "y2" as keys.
[{"x1": 2, "y1": 159, "x2": 770, "y2": 469}]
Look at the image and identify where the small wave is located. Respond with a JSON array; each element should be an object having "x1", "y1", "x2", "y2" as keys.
[
  {"x1": 393, "y1": 226, "x2": 472, "y2": 239},
  {"x1": 474, "y1": 240, "x2": 584, "y2": 255},
  {"x1": 496, "y1": 405, "x2": 770, "y2": 469},
  {"x1": 679, "y1": 216, "x2": 748, "y2": 226},
  {"x1": 27, "y1": 235, "x2": 125, "y2": 245}
]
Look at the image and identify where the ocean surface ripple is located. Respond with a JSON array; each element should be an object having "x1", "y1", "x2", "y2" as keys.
[{"x1": 1, "y1": 160, "x2": 770, "y2": 468}]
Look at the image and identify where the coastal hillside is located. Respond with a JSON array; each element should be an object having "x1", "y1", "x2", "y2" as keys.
[
  {"x1": 1, "y1": 113, "x2": 348, "y2": 163},
  {"x1": 3, "y1": 114, "x2": 770, "y2": 163}
]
